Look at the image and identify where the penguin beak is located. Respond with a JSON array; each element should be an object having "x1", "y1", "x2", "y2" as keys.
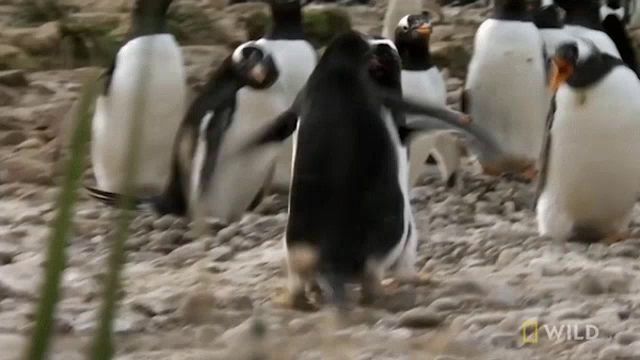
[
  {"x1": 250, "y1": 63, "x2": 267, "y2": 83},
  {"x1": 415, "y1": 23, "x2": 432, "y2": 36},
  {"x1": 550, "y1": 57, "x2": 574, "y2": 93}
]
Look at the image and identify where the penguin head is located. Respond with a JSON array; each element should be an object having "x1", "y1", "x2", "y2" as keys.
[
  {"x1": 133, "y1": 0, "x2": 173, "y2": 19},
  {"x1": 131, "y1": 0, "x2": 173, "y2": 35},
  {"x1": 534, "y1": 4, "x2": 565, "y2": 28},
  {"x1": 550, "y1": 42, "x2": 579, "y2": 92},
  {"x1": 268, "y1": 0, "x2": 303, "y2": 18},
  {"x1": 232, "y1": 42, "x2": 280, "y2": 89},
  {"x1": 367, "y1": 38, "x2": 401, "y2": 89},
  {"x1": 321, "y1": 31, "x2": 371, "y2": 69},
  {"x1": 395, "y1": 12, "x2": 433, "y2": 45}
]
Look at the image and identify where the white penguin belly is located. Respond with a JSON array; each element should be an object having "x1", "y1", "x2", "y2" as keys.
[
  {"x1": 402, "y1": 69, "x2": 459, "y2": 185},
  {"x1": 257, "y1": 39, "x2": 317, "y2": 192},
  {"x1": 466, "y1": 20, "x2": 548, "y2": 161},
  {"x1": 91, "y1": 34, "x2": 186, "y2": 196},
  {"x1": 380, "y1": 110, "x2": 417, "y2": 276},
  {"x1": 564, "y1": 25, "x2": 621, "y2": 59},
  {"x1": 196, "y1": 86, "x2": 288, "y2": 222},
  {"x1": 537, "y1": 68, "x2": 640, "y2": 240}
]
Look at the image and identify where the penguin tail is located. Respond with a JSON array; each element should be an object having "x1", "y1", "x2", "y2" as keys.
[
  {"x1": 84, "y1": 186, "x2": 147, "y2": 210},
  {"x1": 568, "y1": 225, "x2": 604, "y2": 244}
]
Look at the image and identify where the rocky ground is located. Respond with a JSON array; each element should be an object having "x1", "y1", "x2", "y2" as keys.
[{"x1": 1, "y1": 1, "x2": 640, "y2": 359}]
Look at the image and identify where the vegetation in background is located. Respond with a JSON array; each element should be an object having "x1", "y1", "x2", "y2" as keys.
[{"x1": 242, "y1": 7, "x2": 352, "y2": 48}]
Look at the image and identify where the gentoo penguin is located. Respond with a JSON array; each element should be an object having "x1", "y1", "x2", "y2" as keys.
[
  {"x1": 87, "y1": 42, "x2": 283, "y2": 223},
  {"x1": 394, "y1": 12, "x2": 463, "y2": 188},
  {"x1": 247, "y1": 32, "x2": 505, "y2": 310},
  {"x1": 382, "y1": 0, "x2": 444, "y2": 40},
  {"x1": 464, "y1": 0, "x2": 547, "y2": 178},
  {"x1": 600, "y1": 0, "x2": 639, "y2": 76},
  {"x1": 535, "y1": 41, "x2": 640, "y2": 244},
  {"x1": 91, "y1": 0, "x2": 186, "y2": 196},
  {"x1": 258, "y1": 0, "x2": 318, "y2": 193},
  {"x1": 554, "y1": 0, "x2": 622, "y2": 58}
]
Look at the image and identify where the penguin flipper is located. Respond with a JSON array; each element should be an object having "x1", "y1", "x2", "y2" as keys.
[
  {"x1": 533, "y1": 95, "x2": 557, "y2": 210},
  {"x1": 247, "y1": 110, "x2": 300, "y2": 147},
  {"x1": 101, "y1": 60, "x2": 116, "y2": 96}
]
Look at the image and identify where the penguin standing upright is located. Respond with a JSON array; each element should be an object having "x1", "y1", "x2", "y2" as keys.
[
  {"x1": 91, "y1": 0, "x2": 186, "y2": 196},
  {"x1": 394, "y1": 12, "x2": 464, "y2": 187},
  {"x1": 600, "y1": 0, "x2": 639, "y2": 76},
  {"x1": 258, "y1": 0, "x2": 318, "y2": 193},
  {"x1": 464, "y1": 0, "x2": 547, "y2": 177},
  {"x1": 247, "y1": 32, "x2": 506, "y2": 310},
  {"x1": 555, "y1": 0, "x2": 622, "y2": 58},
  {"x1": 535, "y1": 41, "x2": 640, "y2": 244}
]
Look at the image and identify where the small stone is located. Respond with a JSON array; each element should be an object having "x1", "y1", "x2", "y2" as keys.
[
  {"x1": 489, "y1": 332, "x2": 517, "y2": 348},
  {"x1": 210, "y1": 246, "x2": 234, "y2": 262},
  {"x1": 229, "y1": 236, "x2": 244, "y2": 250},
  {"x1": 0, "y1": 334, "x2": 26, "y2": 358},
  {"x1": 428, "y1": 297, "x2": 462, "y2": 312},
  {"x1": 178, "y1": 291, "x2": 218, "y2": 325},
  {"x1": 575, "y1": 273, "x2": 606, "y2": 295},
  {"x1": 398, "y1": 308, "x2": 444, "y2": 329},
  {"x1": 0, "y1": 70, "x2": 28, "y2": 87},
  {"x1": 167, "y1": 242, "x2": 206, "y2": 265},
  {"x1": 607, "y1": 244, "x2": 640, "y2": 258},
  {"x1": 215, "y1": 224, "x2": 240, "y2": 244},
  {"x1": 0, "y1": 131, "x2": 26, "y2": 146},
  {"x1": 496, "y1": 248, "x2": 518, "y2": 267},
  {"x1": 598, "y1": 345, "x2": 629, "y2": 360},
  {"x1": 16, "y1": 138, "x2": 43, "y2": 150},
  {"x1": 153, "y1": 215, "x2": 176, "y2": 231},
  {"x1": 614, "y1": 331, "x2": 640, "y2": 345}
]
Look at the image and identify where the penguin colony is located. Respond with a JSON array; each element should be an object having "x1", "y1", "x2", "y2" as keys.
[{"x1": 86, "y1": 0, "x2": 640, "y2": 310}]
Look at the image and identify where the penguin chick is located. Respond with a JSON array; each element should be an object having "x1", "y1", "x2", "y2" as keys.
[{"x1": 536, "y1": 40, "x2": 640, "y2": 244}]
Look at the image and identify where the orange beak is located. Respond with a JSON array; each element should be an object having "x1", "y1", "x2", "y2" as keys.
[
  {"x1": 550, "y1": 57, "x2": 574, "y2": 93},
  {"x1": 416, "y1": 23, "x2": 432, "y2": 36}
]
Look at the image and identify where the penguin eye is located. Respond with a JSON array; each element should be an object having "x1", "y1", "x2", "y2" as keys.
[{"x1": 401, "y1": 25, "x2": 409, "y2": 31}]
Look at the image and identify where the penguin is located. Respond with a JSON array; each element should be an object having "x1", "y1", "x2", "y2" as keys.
[
  {"x1": 382, "y1": 0, "x2": 444, "y2": 40},
  {"x1": 394, "y1": 12, "x2": 464, "y2": 188},
  {"x1": 245, "y1": 32, "x2": 507, "y2": 310},
  {"x1": 258, "y1": 0, "x2": 318, "y2": 193},
  {"x1": 534, "y1": 4, "x2": 575, "y2": 56},
  {"x1": 600, "y1": 0, "x2": 639, "y2": 76},
  {"x1": 87, "y1": 42, "x2": 283, "y2": 223},
  {"x1": 91, "y1": 0, "x2": 186, "y2": 196},
  {"x1": 554, "y1": 0, "x2": 622, "y2": 58},
  {"x1": 535, "y1": 40, "x2": 640, "y2": 244},
  {"x1": 463, "y1": 0, "x2": 547, "y2": 178}
]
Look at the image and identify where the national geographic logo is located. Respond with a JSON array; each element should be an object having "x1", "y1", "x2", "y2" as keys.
[{"x1": 522, "y1": 320, "x2": 600, "y2": 345}]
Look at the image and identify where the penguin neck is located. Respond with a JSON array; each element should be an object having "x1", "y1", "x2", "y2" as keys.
[
  {"x1": 204, "y1": 58, "x2": 245, "y2": 96},
  {"x1": 492, "y1": 6, "x2": 532, "y2": 21},
  {"x1": 397, "y1": 42, "x2": 433, "y2": 71},
  {"x1": 265, "y1": 6, "x2": 305, "y2": 40},
  {"x1": 564, "y1": 7, "x2": 603, "y2": 30},
  {"x1": 130, "y1": 15, "x2": 169, "y2": 38}
]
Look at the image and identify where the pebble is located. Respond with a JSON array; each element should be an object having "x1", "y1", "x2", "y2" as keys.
[
  {"x1": 0, "y1": 131, "x2": 26, "y2": 146},
  {"x1": 209, "y1": 245, "x2": 234, "y2": 262},
  {"x1": 167, "y1": 242, "x2": 206, "y2": 265},
  {"x1": 398, "y1": 308, "x2": 444, "y2": 329},
  {"x1": 614, "y1": 331, "x2": 640, "y2": 345},
  {"x1": 215, "y1": 224, "x2": 240, "y2": 244},
  {"x1": 153, "y1": 215, "x2": 176, "y2": 231},
  {"x1": 429, "y1": 297, "x2": 462, "y2": 312}
]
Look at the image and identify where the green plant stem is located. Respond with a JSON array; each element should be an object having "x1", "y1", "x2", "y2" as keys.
[
  {"x1": 89, "y1": 44, "x2": 152, "y2": 360},
  {"x1": 25, "y1": 76, "x2": 98, "y2": 360}
]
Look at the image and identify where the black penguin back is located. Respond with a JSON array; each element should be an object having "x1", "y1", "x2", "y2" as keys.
[
  {"x1": 601, "y1": 14, "x2": 639, "y2": 77},
  {"x1": 286, "y1": 32, "x2": 406, "y2": 277},
  {"x1": 534, "y1": 4, "x2": 564, "y2": 28}
]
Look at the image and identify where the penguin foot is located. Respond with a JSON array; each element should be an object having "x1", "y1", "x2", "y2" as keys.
[{"x1": 273, "y1": 288, "x2": 319, "y2": 312}]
